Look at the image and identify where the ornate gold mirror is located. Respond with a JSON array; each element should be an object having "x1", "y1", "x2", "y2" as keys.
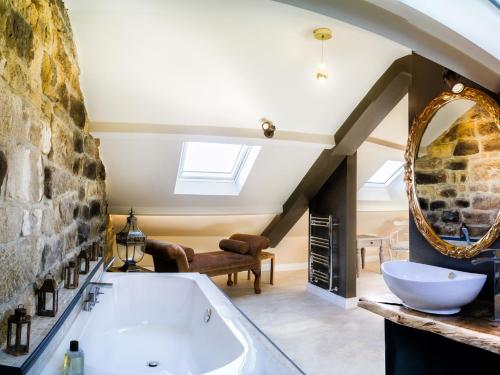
[{"x1": 405, "y1": 87, "x2": 500, "y2": 258}]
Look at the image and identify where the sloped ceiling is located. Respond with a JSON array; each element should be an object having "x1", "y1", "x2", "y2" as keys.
[{"x1": 66, "y1": 0, "x2": 410, "y2": 216}]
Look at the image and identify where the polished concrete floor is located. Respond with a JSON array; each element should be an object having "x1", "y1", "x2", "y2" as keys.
[{"x1": 213, "y1": 268, "x2": 392, "y2": 375}]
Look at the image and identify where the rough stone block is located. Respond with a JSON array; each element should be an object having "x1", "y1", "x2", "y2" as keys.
[
  {"x1": 6, "y1": 147, "x2": 43, "y2": 202},
  {"x1": 44, "y1": 166, "x2": 53, "y2": 199},
  {"x1": 472, "y1": 195, "x2": 500, "y2": 211},
  {"x1": 83, "y1": 135, "x2": 98, "y2": 158},
  {"x1": 446, "y1": 160, "x2": 467, "y2": 170},
  {"x1": 58, "y1": 196, "x2": 75, "y2": 225},
  {"x1": 418, "y1": 197, "x2": 428, "y2": 210},
  {"x1": 89, "y1": 200, "x2": 101, "y2": 217},
  {"x1": 73, "y1": 130, "x2": 83, "y2": 153},
  {"x1": 439, "y1": 188, "x2": 457, "y2": 198},
  {"x1": 455, "y1": 199, "x2": 470, "y2": 208},
  {"x1": 21, "y1": 208, "x2": 42, "y2": 237},
  {"x1": 415, "y1": 157, "x2": 442, "y2": 170},
  {"x1": 477, "y1": 122, "x2": 498, "y2": 136},
  {"x1": 462, "y1": 211, "x2": 493, "y2": 226},
  {"x1": 5, "y1": 10, "x2": 34, "y2": 61},
  {"x1": 427, "y1": 143, "x2": 454, "y2": 158},
  {"x1": 470, "y1": 159, "x2": 500, "y2": 181},
  {"x1": 442, "y1": 210, "x2": 460, "y2": 223},
  {"x1": 69, "y1": 95, "x2": 85, "y2": 129},
  {"x1": 453, "y1": 140, "x2": 479, "y2": 156},
  {"x1": 430, "y1": 201, "x2": 446, "y2": 210},
  {"x1": 77, "y1": 222, "x2": 90, "y2": 244},
  {"x1": 0, "y1": 150, "x2": 6, "y2": 188},
  {"x1": 83, "y1": 159, "x2": 97, "y2": 180},
  {"x1": 415, "y1": 171, "x2": 446, "y2": 185},
  {"x1": 468, "y1": 225, "x2": 490, "y2": 238},
  {"x1": 483, "y1": 138, "x2": 500, "y2": 152},
  {"x1": 0, "y1": 206, "x2": 23, "y2": 243},
  {"x1": 97, "y1": 161, "x2": 106, "y2": 180},
  {"x1": 0, "y1": 238, "x2": 41, "y2": 305},
  {"x1": 50, "y1": 117, "x2": 74, "y2": 172}
]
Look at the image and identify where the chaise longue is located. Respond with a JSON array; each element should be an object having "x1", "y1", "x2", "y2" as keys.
[{"x1": 144, "y1": 234, "x2": 270, "y2": 294}]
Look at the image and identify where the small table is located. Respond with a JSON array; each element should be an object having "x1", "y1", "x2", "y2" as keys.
[
  {"x1": 230, "y1": 251, "x2": 275, "y2": 285},
  {"x1": 356, "y1": 235, "x2": 388, "y2": 276}
]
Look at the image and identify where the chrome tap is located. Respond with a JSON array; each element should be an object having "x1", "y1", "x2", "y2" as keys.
[
  {"x1": 471, "y1": 249, "x2": 500, "y2": 321},
  {"x1": 461, "y1": 226, "x2": 471, "y2": 245}
]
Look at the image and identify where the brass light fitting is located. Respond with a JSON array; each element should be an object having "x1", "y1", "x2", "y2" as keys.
[{"x1": 313, "y1": 28, "x2": 332, "y2": 81}]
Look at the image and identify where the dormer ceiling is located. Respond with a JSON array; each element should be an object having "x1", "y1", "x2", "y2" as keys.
[{"x1": 66, "y1": 0, "x2": 411, "y2": 215}]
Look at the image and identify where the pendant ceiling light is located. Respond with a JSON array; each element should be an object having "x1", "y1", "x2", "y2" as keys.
[{"x1": 313, "y1": 28, "x2": 332, "y2": 82}]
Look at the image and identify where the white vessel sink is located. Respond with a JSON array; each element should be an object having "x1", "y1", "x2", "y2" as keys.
[{"x1": 381, "y1": 261, "x2": 487, "y2": 315}]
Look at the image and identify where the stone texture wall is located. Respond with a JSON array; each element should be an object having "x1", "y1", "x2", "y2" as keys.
[
  {"x1": 0, "y1": 0, "x2": 106, "y2": 345},
  {"x1": 416, "y1": 105, "x2": 499, "y2": 238}
]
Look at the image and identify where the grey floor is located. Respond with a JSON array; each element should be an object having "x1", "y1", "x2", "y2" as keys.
[{"x1": 212, "y1": 269, "x2": 392, "y2": 375}]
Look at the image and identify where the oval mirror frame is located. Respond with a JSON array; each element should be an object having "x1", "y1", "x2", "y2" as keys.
[{"x1": 405, "y1": 87, "x2": 500, "y2": 258}]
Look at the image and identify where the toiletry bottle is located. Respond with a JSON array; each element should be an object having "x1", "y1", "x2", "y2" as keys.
[{"x1": 63, "y1": 340, "x2": 84, "y2": 375}]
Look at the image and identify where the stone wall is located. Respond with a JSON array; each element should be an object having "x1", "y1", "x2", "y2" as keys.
[
  {"x1": 0, "y1": 0, "x2": 106, "y2": 345},
  {"x1": 415, "y1": 104, "x2": 499, "y2": 238}
]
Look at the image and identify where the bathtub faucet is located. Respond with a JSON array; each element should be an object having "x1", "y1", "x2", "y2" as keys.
[
  {"x1": 471, "y1": 249, "x2": 500, "y2": 322},
  {"x1": 83, "y1": 282, "x2": 113, "y2": 311}
]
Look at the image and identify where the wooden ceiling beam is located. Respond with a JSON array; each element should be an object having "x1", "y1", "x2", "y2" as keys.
[{"x1": 262, "y1": 55, "x2": 412, "y2": 246}]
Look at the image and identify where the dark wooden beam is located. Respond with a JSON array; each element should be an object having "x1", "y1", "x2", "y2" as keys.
[{"x1": 262, "y1": 55, "x2": 412, "y2": 246}]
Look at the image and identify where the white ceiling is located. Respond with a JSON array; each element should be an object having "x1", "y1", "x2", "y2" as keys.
[
  {"x1": 66, "y1": 0, "x2": 409, "y2": 135},
  {"x1": 98, "y1": 133, "x2": 322, "y2": 215},
  {"x1": 66, "y1": 0, "x2": 412, "y2": 218},
  {"x1": 370, "y1": 94, "x2": 408, "y2": 146}
]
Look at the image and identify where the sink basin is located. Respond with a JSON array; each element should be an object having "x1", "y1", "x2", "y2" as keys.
[{"x1": 381, "y1": 261, "x2": 487, "y2": 315}]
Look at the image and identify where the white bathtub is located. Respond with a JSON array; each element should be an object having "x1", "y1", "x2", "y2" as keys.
[{"x1": 41, "y1": 273, "x2": 302, "y2": 375}]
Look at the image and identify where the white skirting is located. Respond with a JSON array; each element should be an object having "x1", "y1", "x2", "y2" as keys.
[{"x1": 307, "y1": 283, "x2": 358, "y2": 309}]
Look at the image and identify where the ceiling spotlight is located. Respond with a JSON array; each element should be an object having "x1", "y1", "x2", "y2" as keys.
[
  {"x1": 313, "y1": 28, "x2": 332, "y2": 82},
  {"x1": 442, "y1": 70, "x2": 464, "y2": 94},
  {"x1": 261, "y1": 119, "x2": 276, "y2": 138}
]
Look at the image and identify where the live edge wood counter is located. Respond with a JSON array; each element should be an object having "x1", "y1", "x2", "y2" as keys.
[{"x1": 358, "y1": 295, "x2": 500, "y2": 355}]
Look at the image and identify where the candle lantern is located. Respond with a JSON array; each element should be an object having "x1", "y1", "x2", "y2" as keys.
[
  {"x1": 5, "y1": 305, "x2": 31, "y2": 356},
  {"x1": 37, "y1": 273, "x2": 59, "y2": 317},
  {"x1": 89, "y1": 242, "x2": 98, "y2": 261},
  {"x1": 78, "y1": 249, "x2": 90, "y2": 275},
  {"x1": 116, "y1": 208, "x2": 147, "y2": 272},
  {"x1": 63, "y1": 261, "x2": 79, "y2": 289}
]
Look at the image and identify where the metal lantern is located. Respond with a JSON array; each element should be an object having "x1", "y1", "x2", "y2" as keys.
[
  {"x1": 63, "y1": 261, "x2": 79, "y2": 289},
  {"x1": 37, "y1": 273, "x2": 58, "y2": 317},
  {"x1": 5, "y1": 304, "x2": 31, "y2": 356},
  {"x1": 78, "y1": 248, "x2": 90, "y2": 275},
  {"x1": 116, "y1": 208, "x2": 147, "y2": 272}
]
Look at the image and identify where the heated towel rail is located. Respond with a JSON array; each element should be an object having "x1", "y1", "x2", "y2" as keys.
[{"x1": 309, "y1": 214, "x2": 339, "y2": 292}]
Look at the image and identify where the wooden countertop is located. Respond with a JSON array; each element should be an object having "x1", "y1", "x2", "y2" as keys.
[{"x1": 358, "y1": 294, "x2": 500, "y2": 355}]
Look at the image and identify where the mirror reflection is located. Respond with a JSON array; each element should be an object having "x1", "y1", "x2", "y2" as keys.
[{"x1": 415, "y1": 98, "x2": 500, "y2": 246}]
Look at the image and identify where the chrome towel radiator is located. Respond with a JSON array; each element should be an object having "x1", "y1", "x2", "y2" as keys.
[{"x1": 309, "y1": 214, "x2": 339, "y2": 292}]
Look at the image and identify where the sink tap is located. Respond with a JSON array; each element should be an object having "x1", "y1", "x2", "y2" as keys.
[
  {"x1": 471, "y1": 249, "x2": 500, "y2": 321},
  {"x1": 461, "y1": 225, "x2": 471, "y2": 245}
]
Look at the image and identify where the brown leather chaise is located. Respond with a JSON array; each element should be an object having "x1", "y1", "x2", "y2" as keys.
[{"x1": 144, "y1": 234, "x2": 270, "y2": 294}]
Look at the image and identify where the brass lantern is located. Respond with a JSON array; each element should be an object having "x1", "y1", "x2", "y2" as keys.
[
  {"x1": 116, "y1": 208, "x2": 147, "y2": 272},
  {"x1": 5, "y1": 304, "x2": 31, "y2": 356},
  {"x1": 37, "y1": 273, "x2": 59, "y2": 317},
  {"x1": 63, "y1": 261, "x2": 79, "y2": 289},
  {"x1": 78, "y1": 248, "x2": 90, "y2": 275}
]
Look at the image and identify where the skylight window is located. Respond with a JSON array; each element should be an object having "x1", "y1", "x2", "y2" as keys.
[
  {"x1": 175, "y1": 141, "x2": 261, "y2": 196},
  {"x1": 367, "y1": 160, "x2": 403, "y2": 185}
]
